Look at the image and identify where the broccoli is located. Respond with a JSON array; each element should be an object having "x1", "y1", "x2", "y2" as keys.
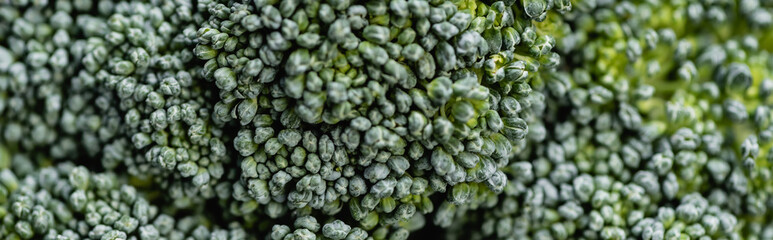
[
  {"x1": 444, "y1": 0, "x2": 773, "y2": 239},
  {"x1": 0, "y1": 162, "x2": 248, "y2": 239},
  {"x1": 196, "y1": 0, "x2": 567, "y2": 236},
  {"x1": 3, "y1": 0, "x2": 773, "y2": 239}
]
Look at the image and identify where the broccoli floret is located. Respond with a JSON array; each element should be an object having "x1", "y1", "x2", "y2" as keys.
[
  {"x1": 193, "y1": 0, "x2": 567, "y2": 236},
  {"x1": 444, "y1": 0, "x2": 773, "y2": 239},
  {"x1": 5, "y1": 0, "x2": 773, "y2": 239},
  {"x1": 0, "y1": 162, "x2": 247, "y2": 240}
]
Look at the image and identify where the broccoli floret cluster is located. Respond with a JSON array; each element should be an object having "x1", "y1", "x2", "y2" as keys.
[
  {"x1": 193, "y1": 0, "x2": 569, "y2": 236},
  {"x1": 268, "y1": 217, "x2": 395, "y2": 240},
  {"x1": 443, "y1": 0, "x2": 773, "y2": 239},
  {"x1": 0, "y1": 0, "x2": 106, "y2": 161},
  {"x1": 4, "y1": 0, "x2": 773, "y2": 239},
  {"x1": 0, "y1": 0, "x2": 243, "y2": 207},
  {"x1": 0, "y1": 161, "x2": 248, "y2": 240},
  {"x1": 82, "y1": 0, "x2": 239, "y2": 201}
]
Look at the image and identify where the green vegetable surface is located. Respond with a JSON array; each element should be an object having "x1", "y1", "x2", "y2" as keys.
[{"x1": 1, "y1": 0, "x2": 773, "y2": 239}]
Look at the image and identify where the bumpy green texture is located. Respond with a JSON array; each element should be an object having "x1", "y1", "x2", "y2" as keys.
[
  {"x1": 445, "y1": 0, "x2": 773, "y2": 239},
  {"x1": 3, "y1": 0, "x2": 773, "y2": 239},
  {"x1": 0, "y1": 163, "x2": 248, "y2": 239},
  {"x1": 195, "y1": 0, "x2": 566, "y2": 237}
]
